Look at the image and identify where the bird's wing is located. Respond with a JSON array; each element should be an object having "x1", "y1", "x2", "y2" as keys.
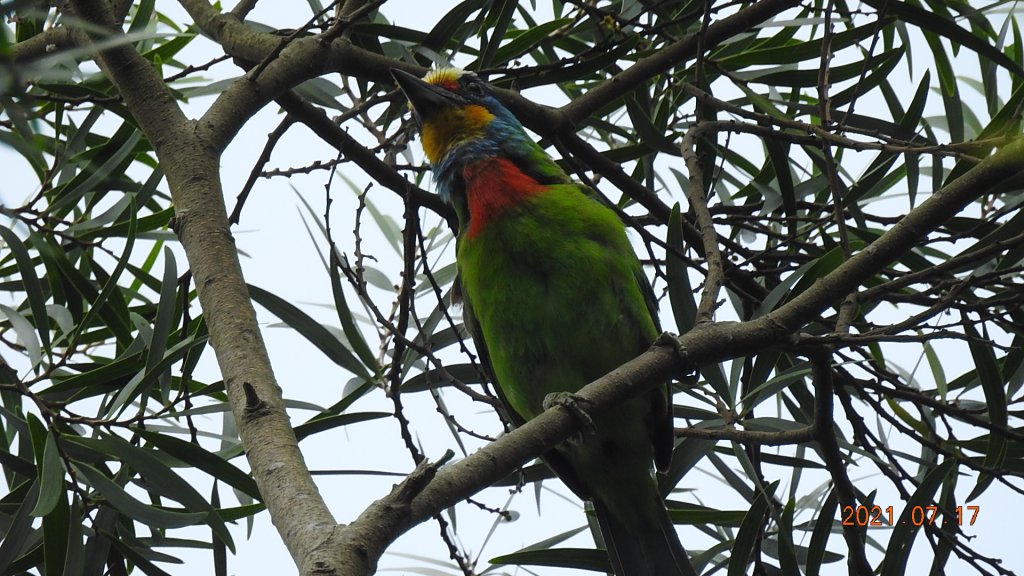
[
  {"x1": 632, "y1": 253, "x2": 662, "y2": 333},
  {"x1": 458, "y1": 270, "x2": 596, "y2": 498},
  {"x1": 455, "y1": 276, "x2": 525, "y2": 428},
  {"x1": 571, "y1": 183, "x2": 662, "y2": 332},
  {"x1": 575, "y1": 183, "x2": 675, "y2": 476}
]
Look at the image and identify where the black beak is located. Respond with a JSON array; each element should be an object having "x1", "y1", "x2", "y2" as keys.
[{"x1": 391, "y1": 68, "x2": 462, "y2": 122}]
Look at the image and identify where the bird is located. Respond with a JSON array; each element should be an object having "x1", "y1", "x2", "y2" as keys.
[{"x1": 392, "y1": 67, "x2": 694, "y2": 576}]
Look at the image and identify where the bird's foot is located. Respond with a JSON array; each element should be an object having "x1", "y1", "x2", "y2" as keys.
[
  {"x1": 543, "y1": 392, "x2": 596, "y2": 438},
  {"x1": 656, "y1": 331, "x2": 701, "y2": 385},
  {"x1": 654, "y1": 331, "x2": 686, "y2": 359}
]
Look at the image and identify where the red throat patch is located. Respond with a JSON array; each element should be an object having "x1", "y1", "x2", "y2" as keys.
[{"x1": 463, "y1": 158, "x2": 544, "y2": 238}]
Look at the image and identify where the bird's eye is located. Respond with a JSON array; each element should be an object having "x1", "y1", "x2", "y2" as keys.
[{"x1": 464, "y1": 81, "x2": 486, "y2": 97}]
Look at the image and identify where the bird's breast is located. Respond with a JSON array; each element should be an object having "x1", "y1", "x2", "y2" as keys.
[{"x1": 462, "y1": 157, "x2": 545, "y2": 238}]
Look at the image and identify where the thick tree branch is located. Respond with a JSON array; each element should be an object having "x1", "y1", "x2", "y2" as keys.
[
  {"x1": 9, "y1": 27, "x2": 78, "y2": 63},
  {"x1": 67, "y1": 1, "x2": 339, "y2": 572}
]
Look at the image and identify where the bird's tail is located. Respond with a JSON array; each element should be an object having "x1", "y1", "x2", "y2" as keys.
[{"x1": 592, "y1": 489, "x2": 697, "y2": 576}]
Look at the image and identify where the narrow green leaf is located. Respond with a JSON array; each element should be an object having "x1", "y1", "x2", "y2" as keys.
[
  {"x1": 752, "y1": 251, "x2": 837, "y2": 317},
  {"x1": 0, "y1": 226, "x2": 50, "y2": 354},
  {"x1": 860, "y1": 0, "x2": 1024, "y2": 77},
  {"x1": 37, "y1": 351, "x2": 145, "y2": 402},
  {"x1": 51, "y1": 124, "x2": 144, "y2": 214},
  {"x1": 143, "y1": 32, "x2": 197, "y2": 65},
  {"x1": 729, "y1": 481, "x2": 775, "y2": 576},
  {"x1": 806, "y1": 488, "x2": 838, "y2": 576},
  {"x1": 739, "y1": 48, "x2": 903, "y2": 87},
  {"x1": 0, "y1": 445, "x2": 36, "y2": 479},
  {"x1": 329, "y1": 250, "x2": 379, "y2": 373},
  {"x1": 84, "y1": 432, "x2": 234, "y2": 551},
  {"x1": 151, "y1": 247, "x2": 179, "y2": 373},
  {"x1": 294, "y1": 412, "x2": 390, "y2": 441},
  {"x1": 101, "y1": 530, "x2": 175, "y2": 576},
  {"x1": 718, "y1": 22, "x2": 883, "y2": 67},
  {"x1": 67, "y1": 193, "x2": 134, "y2": 235},
  {"x1": 105, "y1": 334, "x2": 207, "y2": 418},
  {"x1": 740, "y1": 363, "x2": 813, "y2": 415},
  {"x1": 42, "y1": 488, "x2": 70, "y2": 576},
  {"x1": 0, "y1": 304, "x2": 42, "y2": 367},
  {"x1": 923, "y1": 33, "x2": 964, "y2": 143},
  {"x1": 148, "y1": 247, "x2": 179, "y2": 404},
  {"x1": 492, "y1": 18, "x2": 572, "y2": 63},
  {"x1": 880, "y1": 459, "x2": 957, "y2": 576},
  {"x1": 401, "y1": 363, "x2": 486, "y2": 393},
  {"x1": 58, "y1": 199, "x2": 137, "y2": 347},
  {"x1": 81, "y1": 507, "x2": 116, "y2": 576},
  {"x1": 963, "y1": 319, "x2": 1007, "y2": 500},
  {"x1": 295, "y1": 77, "x2": 346, "y2": 110},
  {"x1": 931, "y1": 465, "x2": 959, "y2": 573},
  {"x1": 61, "y1": 495, "x2": 85, "y2": 575},
  {"x1": 765, "y1": 138, "x2": 796, "y2": 221},
  {"x1": 512, "y1": 36, "x2": 639, "y2": 88},
  {"x1": 136, "y1": 430, "x2": 260, "y2": 500},
  {"x1": 80, "y1": 206, "x2": 172, "y2": 241},
  {"x1": 74, "y1": 462, "x2": 207, "y2": 529},
  {"x1": 31, "y1": 430, "x2": 63, "y2": 517},
  {"x1": 211, "y1": 483, "x2": 227, "y2": 576},
  {"x1": 0, "y1": 100, "x2": 47, "y2": 178},
  {"x1": 478, "y1": 0, "x2": 517, "y2": 68},
  {"x1": 666, "y1": 204, "x2": 696, "y2": 333},
  {"x1": 777, "y1": 499, "x2": 798, "y2": 575},
  {"x1": 0, "y1": 480, "x2": 40, "y2": 572},
  {"x1": 423, "y1": 0, "x2": 488, "y2": 52},
  {"x1": 129, "y1": 0, "x2": 155, "y2": 34},
  {"x1": 830, "y1": 44, "x2": 905, "y2": 108},
  {"x1": 625, "y1": 91, "x2": 676, "y2": 153},
  {"x1": 490, "y1": 547, "x2": 609, "y2": 571},
  {"x1": 667, "y1": 507, "x2": 746, "y2": 526},
  {"x1": 248, "y1": 283, "x2": 371, "y2": 380},
  {"x1": 661, "y1": 436, "x2": 716, "y2": 495},
  {"x1": 947, "y1": 81, "x2": 1024, "y2": 183},
  {"x1": 129, "y1": 238, "x2": 165, "y2": 295}
]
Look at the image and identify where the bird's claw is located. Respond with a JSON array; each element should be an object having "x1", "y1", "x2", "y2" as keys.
[
  {"x1": 654, "y1": 331, "x2": 686, "y2": 358},
  {"x1": 543, "y1": 392, "x2": 596, "y2": 437}
]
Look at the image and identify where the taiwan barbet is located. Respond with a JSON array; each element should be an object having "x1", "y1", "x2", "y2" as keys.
[{"x1": 392, "y1": 67, "x2": 694, "y2": 576}]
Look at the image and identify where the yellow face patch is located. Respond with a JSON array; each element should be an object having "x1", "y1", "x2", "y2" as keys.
[{"x1": 420, "y1": 104, "x2": 495, "y2": 164}]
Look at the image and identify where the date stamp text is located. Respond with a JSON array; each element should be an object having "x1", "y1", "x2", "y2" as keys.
[{"x1": 841, "y1": 505, "x2": 979, "y2": 527}]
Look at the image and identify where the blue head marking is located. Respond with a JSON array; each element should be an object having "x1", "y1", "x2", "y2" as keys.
[{"x1": 432, "y1": 99, "x2": 531, "y2": 205}]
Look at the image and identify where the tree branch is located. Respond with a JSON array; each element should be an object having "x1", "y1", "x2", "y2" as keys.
[
  {"x1": 681, "y1": 122, "x2": 726, "y2": 323},
  {"x1": 809, "y1": 351, "x2": 872, "y2": 576},
  {"x1": 66, "y1": 1, "x2": 339, "y2": 571}
]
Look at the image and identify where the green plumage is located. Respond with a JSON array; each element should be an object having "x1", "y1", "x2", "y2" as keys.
[
  {"x1": 459, "y1": 183, "x2": 691, "y2": 576},
  {"x1": 458, "y1": 183, "x2": 659, "y2": 422},
  {"x1": 393, "y1": 67, "x2": 694, "y2": 576}
]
